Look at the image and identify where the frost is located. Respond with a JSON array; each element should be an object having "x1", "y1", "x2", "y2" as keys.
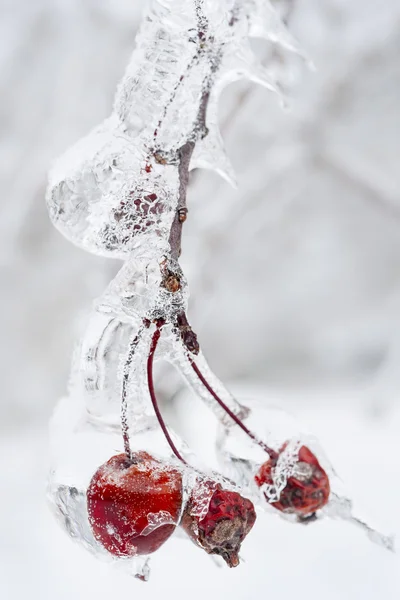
[{"x1": 260, "y1": 438, "x2": 302, "y2": 503}]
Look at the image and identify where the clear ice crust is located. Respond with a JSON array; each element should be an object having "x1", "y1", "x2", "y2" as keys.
[{"x1": 46, "y1": 0, "x2": 396, "y2": 581}]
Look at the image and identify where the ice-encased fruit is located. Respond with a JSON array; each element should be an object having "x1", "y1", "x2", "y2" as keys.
[
  {"x1": 48, "y1": 395, "x2": 191, "y2": 569},
  {"x1": 181, "y1": 478, "x2": 256, "y2": 567},
  {"x1": 255, "y1": 445, "x2": 330, "y2": 517},
  {"x1": 87, "y1": 452, "x2": 183, "y2": 556},
  {"x1": 216, "y1": 401, "x2": 303, "y2": 488}
]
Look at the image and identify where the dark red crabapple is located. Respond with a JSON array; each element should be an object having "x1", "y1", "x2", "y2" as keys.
[
  {"x1": 87, "y1": 452, "x2": 183, "y2": 557},
  {"x1": 181, "y1": 479, "x2": 256, "y2": 567},
  {"x1": 255, "y1": 445, "x2": 330, "y2": 517}
]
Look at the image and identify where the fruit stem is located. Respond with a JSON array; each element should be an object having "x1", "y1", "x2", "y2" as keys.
[
  {"x1": 147, "y1": 325, "x2": 187, "y2": 464},
  {"x1": 121, "y1": 326, "x2": 146, "y2": 460},
  {"x1": 189, "y1": 358, "x2": 278, "y2": 461}
]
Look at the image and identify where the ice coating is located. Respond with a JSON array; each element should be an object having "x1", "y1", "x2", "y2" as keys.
[
  {"x1": 48, "y1": 482, "x2": 105, "y2": 557},
  {"x1": 47, "y1": 116, "x2": 178, "y2": 259},
  {"x1": 47, "y1": 390, "x2": 193, "y2": 578},
  {"x1": 216, "y1": 403, "x2": 314, "y2": 510},
  {"x1": 186, "y1": 476, "x2": 218, "y2": 522},
  {"x1": 95, "y1": 257, "x2": 189, "y2": 321},
  {"x1": 217, "y1": 400, "x2": 395, "y2": 549},
  {"x1": 180, "y1": 473, "x2": 257, "y2": 567},
  {"x1": 46, "y1": 0, "x2": 305, "y2": 576},
  {"x1": 46, "y1": 0, "x2": 396, "y2": 581},
  {"x1": 71, "y1": 312, "x2": 136, "y2": 425},
  {"x1": 86, "y1": 452, "x2": 183, "y2": 557},
  {"x1": 48, "y1": 481, "x2": 165, "y2": 581},
  {"x1": 323, "y1": 493, "x2": 396, "y2": 553},
  {"x1": 140, "y1": 511, "x2": 177, "y2": 536},
  {"x1": 46, "y1": 0, "x2": 297, "y2": 258},
  {"x1": 168, "y1": 343, "x2": 249, "y2": 425},
  {"x1": 259, "y1": 438, "x2": 303, "y2": 503}
]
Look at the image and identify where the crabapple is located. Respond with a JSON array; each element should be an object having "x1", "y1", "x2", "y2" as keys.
[
  {"x1": 255, "y1": 445, "x2": 330, "y2": 517},
  {"x1": 87, "y1": 452, "x2": 183, "y2": 557},
  {"x1": 181, "y1": 479, "x2": 256, "y2": 567}
]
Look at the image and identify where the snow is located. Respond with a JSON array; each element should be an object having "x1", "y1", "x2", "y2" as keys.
[{"x1": 1, "y1": 390, "x2": 399, "y2": 599}]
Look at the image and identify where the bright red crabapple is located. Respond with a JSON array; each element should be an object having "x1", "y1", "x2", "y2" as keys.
[
  {"x1": 255, "y1": 445, "x2": 330, "y2": 518},
  {"x1": 87, "y1": 452, "x2": 183, "y2": 557},
  {"x1": 181, "y1": 479, "x2": 256, "y2": 567}
]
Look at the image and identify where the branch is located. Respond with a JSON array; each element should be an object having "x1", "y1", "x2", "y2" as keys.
[{"x1": 168, "y1": 1, "x2": 221, "y2": 260}]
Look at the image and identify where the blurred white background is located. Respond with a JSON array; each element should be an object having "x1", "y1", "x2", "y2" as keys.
[{"x1": 1, "y1": 1, "x2": 400, "y2": 598}]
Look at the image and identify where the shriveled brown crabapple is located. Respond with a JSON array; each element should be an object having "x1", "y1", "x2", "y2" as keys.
[
  {"x1": 87, "y1": 452, "x2": 183, "y2": 557},
  {"x1": 181, "y1": 479, "x2": 256, "y2": 567},
  {"x1": 255, "y1": 445, "x2": 330, "y2": 517}
]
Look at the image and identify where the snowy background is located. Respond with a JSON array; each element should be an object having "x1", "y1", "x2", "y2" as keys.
[{"x1": 1, "y1": 0, "x2": 400, "y2": 598}]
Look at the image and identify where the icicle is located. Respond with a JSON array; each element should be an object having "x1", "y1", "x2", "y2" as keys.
[
  {"x1": 245, "y1": 0, "x2": 307, "y2": 60},
  {"x1": 190, "y1": 126, "x2": 237, "y2": 187},
  {"x1": 324, "y1": 493, "x2": 396, "y2": 553},
  {"x1": 130, "y1": 557, "x2": 151, "y2": 582}
]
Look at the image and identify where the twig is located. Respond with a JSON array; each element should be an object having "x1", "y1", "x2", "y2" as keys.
[
  {"x1": 168, "y1": 140, "x2": 196, "y2": 260},
  {"x1": 168, "y1": 1, "x2": 220, "y2": 260}
]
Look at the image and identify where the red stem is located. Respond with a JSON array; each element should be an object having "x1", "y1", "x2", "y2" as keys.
[
  {"x1": 189, "y1": 358, "x2": 278, "y2": 462},
  {"x1": 147, "y1": 326, "x2": 187, "y2": 464}
]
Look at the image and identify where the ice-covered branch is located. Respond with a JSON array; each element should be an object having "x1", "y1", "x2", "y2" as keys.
[
  {"x1": 46, "y1": 0, "x2": 296, "y2": 261},
  {"x1": 46, "y1": 0, "x2": 394, "y2": 583}
]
